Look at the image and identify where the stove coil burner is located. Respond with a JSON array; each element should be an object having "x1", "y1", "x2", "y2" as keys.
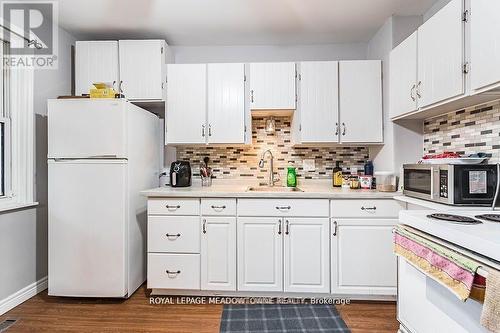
[
  {"x1": 427, "y1": 213, "x2": 483, "y2": 225},
  {"x1": 475, "y1": 214, "x2": 500, "y2": 223}
]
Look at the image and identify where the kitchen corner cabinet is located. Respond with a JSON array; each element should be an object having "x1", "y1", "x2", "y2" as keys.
[
  {"x1": 389, "y1": 32, "x2": 418, "y2": 118},
  {"x1": 166, "y1": 63, "x2": 246, "y2": 145},
  {"x1": 201, "y1": 216, "x2": 236, "y2": 291},
  {"x1": 339, "y1": 60, "x2": 383, "y2": 143},
  {"x1": 294, "y1": 61, "x2": 339, "y2": 143},
  {"x1": 417, "y1": 0, "x2": 464, "y2": 109},
  {"x1": 249, "y1": 62, "x2": 296, "y2": 110},
  {"x1": 470, "y1": 0, "x2": 500, "y2": 93},
  {"x1": 75, "y1": 41, "x2": 119, "y2": 96},
  {"x1": 237, "y1": 217, "x2": 283, "y2": 292},
  {"x1": 119, "y1": 40, "x2": 167, "y2": 100}
]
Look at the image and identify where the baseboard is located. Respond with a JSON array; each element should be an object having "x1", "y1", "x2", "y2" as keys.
[{"x1": 0, "y1": 276, "x2": 48, "y2": 316}]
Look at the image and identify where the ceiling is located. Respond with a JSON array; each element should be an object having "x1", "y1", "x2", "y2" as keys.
[{"x1": 57, "y1": 0, "x2": 438, "y2": 45}]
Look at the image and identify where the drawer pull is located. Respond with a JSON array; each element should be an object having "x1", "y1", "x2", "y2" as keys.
[
  {"x1": 276, "y1": 206, "x2": 291, "y2": 211},
  {"x1": 361, "y1": 206, "x2": 377, "y2": 211},
  {"x1": 165, "y1": 270, "x2": 181, "y2": 278},
  {"x1": 165, "y1": 233, "x2": 181, "y2": 239},
  {"x1": 211, "y1": 205, "x2": 226, "y2": 211},
  {"x1": 166, "y1": 205, "x2": 181, "y2": 211}
]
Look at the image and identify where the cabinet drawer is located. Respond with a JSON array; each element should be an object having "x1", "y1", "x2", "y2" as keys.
[
  {"x1": 147, "y1": 253, "x2": 200, "y2": 290},
  {"x1": 238, "y1": 199, "x2": 329, "y2": 217},
  {"x1": 201, "y1": 199, "x2": 236, "y2": 216},
  {"x1": 148, "y1": 198, "x2": 199, "y2": 215},
  {"x1": 148, "y1": 216, "x2": 200, "y2": 253},
  {"x1": 331, "y1": 199, "x2": 403, "y2": 218}
]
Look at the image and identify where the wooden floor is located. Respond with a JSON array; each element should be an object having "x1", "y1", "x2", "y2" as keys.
[{"x1": 0, "y1": 285, "x2": 399, "y2": 332}]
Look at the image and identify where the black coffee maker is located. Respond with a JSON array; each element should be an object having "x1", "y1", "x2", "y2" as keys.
[{"x1": 170, "y1": 161, "x2": 192, "y2": 187}]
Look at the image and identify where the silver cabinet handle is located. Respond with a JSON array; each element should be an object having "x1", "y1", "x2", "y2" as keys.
[
  {"x1": 112, "y1": 80, "x2": 116, "y2": 91},
  {"x1": 202, "y1": 124, "x2": 206, "y2": 137},
  {"x1": 166, "y1": 205, "x2": 180, "y2": 210},
  {"x1": 285, "y1": 220, "x2": 290, "y2": 235},
  {"x1": 361, "y1": 206, "x2": 377, "y2": 211},
  {"x1": 335, "y1": 122, "x2": 339, "y2": 135},
  {"x1": 202, "y1": 219, "x2": 207, "y2": 234},
  {"x1": 416, "y1": 81, "x2": 422, "y2": 98},
  {"x1": 276, "y1": 206, "x2": 291, "y2": 211},
  {"x1": 342, "y1": 123, "x2": 346, "y2": 136},
  {"x1": 119, "y1": 80, "x2": 123, "y2": 93},
  {"x1": 165, "y1": 270, "x2": 181, "y2": 278},
  {"x1": 333, "y1": 221, "x2": 338, "y2": 236},
  {"x1": 278, "y1": 219, "x2": 282, "y2": 235},
  {"x1": 165, "y1": 233, "x2": 181, "y2": 239},
  {"x1": 250, "y1": 90, "x2": 254, "y2": 103},
  {"x1": 208, "y1": 124, "x2": 212, "y2": 137},
  {"x1": 211, "y1": 205, "x2": 226, "y2": 211},
  {"x1": 410, "y1": 84, "x2": 416, "y2": 101}
]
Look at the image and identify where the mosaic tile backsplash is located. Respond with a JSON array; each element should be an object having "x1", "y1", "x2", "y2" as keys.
[
  {"x1": 423, "y1": 101, "x2": 500, "y2": 162},
  {"x1": 176, "y1": 117, "x2": 370, "y2": 180}
]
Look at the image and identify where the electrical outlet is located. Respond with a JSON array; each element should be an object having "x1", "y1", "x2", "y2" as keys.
[{"x1": 302, "y1": 159, "x2": 315, "y2": 172}]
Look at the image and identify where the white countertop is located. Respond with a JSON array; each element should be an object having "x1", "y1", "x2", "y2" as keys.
[
  {"x1": 399, "y1": 210, "x2": 500, "y2": 263},
  {"x1": 141, "y1": 180, "x2": 400, "y2": 199},
  {"x1": 394, "y1": 195, "x2": 490, "y2": 211}
]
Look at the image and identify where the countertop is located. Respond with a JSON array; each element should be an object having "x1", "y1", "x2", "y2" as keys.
[
  {"x1": 141, "y1": 180, "x2": 400, "y2": 199},
  {"x1": 394, "y1": 195, "x2": 490, "y2": 211},
  {"x1": 399, "y1": 210, "x2": 500, "y2": 263}
]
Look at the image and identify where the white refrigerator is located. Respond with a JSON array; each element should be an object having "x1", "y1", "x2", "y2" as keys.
[{"x1": 47, "y1": 99, "x2": 160, "y2": 297}]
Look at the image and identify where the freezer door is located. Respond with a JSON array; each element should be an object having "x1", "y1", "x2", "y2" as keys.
[
  {"x1": 48, "y1": 160, "x2": 128, "y2": 297},
  {"x1": 48, "y1": 99, "x2": 128, "y2": 159}
]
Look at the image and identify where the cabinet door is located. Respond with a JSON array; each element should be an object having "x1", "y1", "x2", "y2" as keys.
[
  {"x1": 417, "y1": 0, "x2": 464, "y2": 108},
  {"x1": 284, "y1": 218, "x2": 330, "y2": 293},
  {"x1": 119, "y1": 40, "x2": 165, "y2": 100},
  {"x1": 201, "y1": 217, "x2": 236, "y2": 291},
  {"x1": 207, "y1": 63, "x2": 245, "y2": 144},
  {"x1": 75, "y1": 41, "x2": 119, "y2": 96},
  {"x1": 331, "y1": 219, "x2": 397, "y2": 296},
  {"x1": 470, "y1": 0, "x2": 500, "y2": 92},
  {"x1": 237, "y1": 217, "x2": 283, "y2": 292},
  {"x1": 166, "y1": 64, "x2": 207, "y2": 144},
  {"x1": 298, "y1": 61, "x2": 339, "y2": 143},
  {"x1": 339, "y1": 61, "x2": 383, "y2": 143},
  {"x1": 250, "y1": 62, "x2": 296, "y2": 110},
  {"x1": 389, "y1": 32, "x2": 418, "y2": 118}
]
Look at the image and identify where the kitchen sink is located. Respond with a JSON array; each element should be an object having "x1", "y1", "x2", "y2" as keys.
[{"x1": 246, "y1": 186, "x2": 304, "y2": 192}]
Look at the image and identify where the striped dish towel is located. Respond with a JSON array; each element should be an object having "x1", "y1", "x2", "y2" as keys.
[{"x1": 394, "y1": 225, "x2": 481, "y2": 301}]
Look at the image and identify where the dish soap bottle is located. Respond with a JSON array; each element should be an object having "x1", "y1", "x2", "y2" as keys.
[
  {"x1": 333, "y1": 161, "x2": 342, "y2": 187},
  {"x1": 287, "y1": 163, "x2": 297, "y2": 187}
]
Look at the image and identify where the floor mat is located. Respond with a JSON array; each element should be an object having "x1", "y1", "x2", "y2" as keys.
[{"x1": 219, "y1": 304, "x2": 350, "y2": 332}]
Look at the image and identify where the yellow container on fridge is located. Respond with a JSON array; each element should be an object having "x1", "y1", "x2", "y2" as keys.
[{"x1": 90, "y1": 83, "x2": 116, "y2": 99}]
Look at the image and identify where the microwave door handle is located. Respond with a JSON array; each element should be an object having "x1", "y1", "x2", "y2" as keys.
[{"x1": 492, "y1": 164, "x2": 500, "y2": 210}]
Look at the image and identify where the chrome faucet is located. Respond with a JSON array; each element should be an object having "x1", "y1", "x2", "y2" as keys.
[{"x1": 259, "y1": 149, "x2": 276, "y2": 187}]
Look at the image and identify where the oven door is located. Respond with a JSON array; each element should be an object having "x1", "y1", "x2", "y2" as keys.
[
  {"x1": 453, "y1": 165, "x2": 497, "y2": 206},
  {"x1": 403, "y1": 165, "x2": 439, "y2": 201}
]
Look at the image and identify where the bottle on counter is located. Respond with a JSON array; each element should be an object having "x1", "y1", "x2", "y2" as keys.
[
  {"x1": 287, "y1": 162, "x2": 297, "y2": 187},
  {"x1": 364, "y1": 160, "x2": 374, "y2": 176},
  {"x1": 332, "y1": 161, "x2": 343, "y2": 187}
]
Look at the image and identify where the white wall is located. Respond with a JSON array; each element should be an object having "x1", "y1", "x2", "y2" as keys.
[
  {"x1": 424, "y1": 0, "x2": 452, "y2": 22},
  {"x1": 0, "y1": 26, "x2": 76, "y2": 307},
  {"x1": 172, "y1": 43, "x2": 367, "y2": 63}
]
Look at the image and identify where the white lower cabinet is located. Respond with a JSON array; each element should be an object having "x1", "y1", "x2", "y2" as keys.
[
  {"x1": 284, "y1": 218, "x2": 330, "y2": 293},
  {"x1": 147, "y1": 253, "x2": 200, "y2": 290},
  {"x1": 237, "y1": 217, "x2": 283, "y2": 292},
  {"x1": 201, "y1": 216, "x2": 236, "y2": 291},
  {"x1": 331, "y1": 219, "x2": 397, "y2": 295}
]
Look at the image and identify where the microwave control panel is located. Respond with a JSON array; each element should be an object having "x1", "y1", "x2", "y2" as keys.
[{"x1": 439, "y1": 170, "x2": 448, "y2": 198}]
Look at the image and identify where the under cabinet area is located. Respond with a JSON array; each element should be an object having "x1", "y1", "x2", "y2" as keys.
[{"x1": 146, "y1": 196, "x2": 398, "y2": 299}]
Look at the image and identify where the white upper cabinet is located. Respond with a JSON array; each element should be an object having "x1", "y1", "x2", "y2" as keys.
[
  {"x1": 339, "y1": 60, "x2": 383, "y2": 143},
  {"x1": 207, "y1": 63, "x2": 246, "y2": 144},
  {"x1": 470, "y1": 0, "x2": 500, "y2": 93},
  {"x1": 250, "y1": 62, "x2": 296, "y2": 110},
  {"x1": 166, "y1": 64, "x2": 207, "y2": 144},
  {"x1": 118, "y1": 40, "x2": 167, "y2": 100},
  {"x1": 284, "y1": 218, "x2": 330, "y2": 293},
  {"x1": 296, "y1": 61, "x2": 339, "y2": 143},
  {"x1": 75, "y1": 41, "x2": 119, "y2": 96},
  {"x1": 417, "y1": 0, "x2": 464, "y2": 108},
  {"x1": 389, "y1": 32, "x2": 418, "y2": 118}
]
